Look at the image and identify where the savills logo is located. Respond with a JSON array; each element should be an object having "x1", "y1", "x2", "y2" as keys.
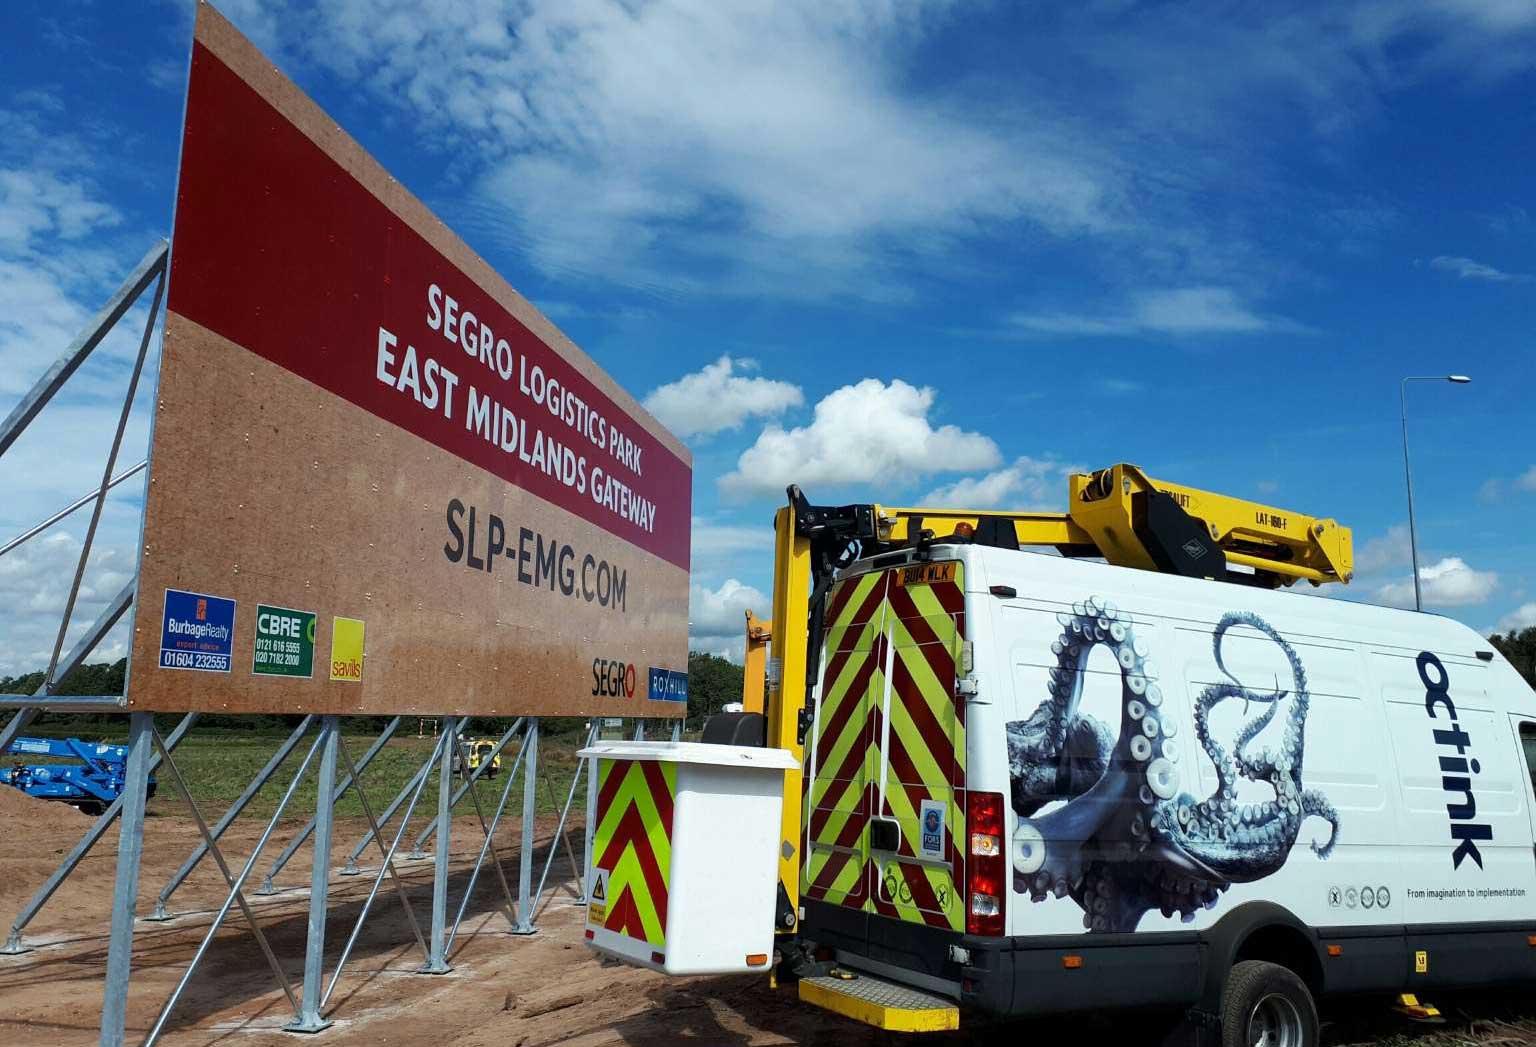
[{"x1": 1419, "y1": 652, "x2": 1492, "y2": 870}]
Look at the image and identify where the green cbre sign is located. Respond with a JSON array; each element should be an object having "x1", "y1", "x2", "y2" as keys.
[{"x1": 253, "y1": 604, "x2": 316, "y2": 678}]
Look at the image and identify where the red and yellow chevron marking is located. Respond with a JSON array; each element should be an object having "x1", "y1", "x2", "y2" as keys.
[
  {"x1": 591, "y1": 758, "x2": 674, "y2": 947},
  {"x1": 804, "y1": 562, "x2": 967, "y2": 932}
]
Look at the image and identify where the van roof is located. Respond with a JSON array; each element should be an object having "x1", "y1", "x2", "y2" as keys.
[{"x1": 843, "y1": 542, "x2": 1500, "y2": 665}]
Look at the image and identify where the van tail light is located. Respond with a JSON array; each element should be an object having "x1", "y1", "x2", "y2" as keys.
[{"x1": 966, "y1": 791, "x2": 1006, "y2": 936}]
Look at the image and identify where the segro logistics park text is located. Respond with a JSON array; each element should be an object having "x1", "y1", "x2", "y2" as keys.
[{"x1": 375, "y1": 280, "x2": 658, "y2": 538}]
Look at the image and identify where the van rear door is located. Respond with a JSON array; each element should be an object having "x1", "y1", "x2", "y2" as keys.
[
  {"x1": 869, "y1": 561, "x2": 967, "y2": 934},
  {"x1": 803, "y1": 560, "x2": 968, "y2": 946},
  {"x1": 803, "y1": 569, "x2": 882, "y2": 915}
]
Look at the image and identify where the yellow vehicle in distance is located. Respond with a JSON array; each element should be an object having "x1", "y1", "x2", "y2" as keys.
[{"x1": 453, "y1": 737, "x2": 503, "y2": 779}]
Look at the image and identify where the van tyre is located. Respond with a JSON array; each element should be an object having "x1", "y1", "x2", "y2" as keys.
[{"x1": 1220, "y1": 960, "x2": 1317, "y2": 1047}]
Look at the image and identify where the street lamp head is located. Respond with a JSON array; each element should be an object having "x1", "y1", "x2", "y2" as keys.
[{"x1": 1447, "y1": 374, "x2": 1472, "y2": 383}]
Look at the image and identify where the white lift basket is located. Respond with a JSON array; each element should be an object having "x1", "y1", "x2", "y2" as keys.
[{"x1": 578, "y1": 740, "x2": 798, "y2": 975}]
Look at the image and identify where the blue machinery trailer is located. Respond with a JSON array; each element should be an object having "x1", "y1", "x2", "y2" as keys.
[{"x1": 1, "y1": 737, "x2": 157, "y2": 815}]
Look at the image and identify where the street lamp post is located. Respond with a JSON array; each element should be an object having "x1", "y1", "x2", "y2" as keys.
[{"x1": 1399, "y1": 374, "x2": 1472, "y2": 612}]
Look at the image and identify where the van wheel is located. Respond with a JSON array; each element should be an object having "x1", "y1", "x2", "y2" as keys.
[{"x1": 1220, "y1": 960, "x2": 1317, "y2": 1047}]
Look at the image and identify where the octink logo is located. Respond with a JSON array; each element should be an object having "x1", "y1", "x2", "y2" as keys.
[{"x1": 1419, "y1": 651, "x2": 1492, "y2": 870}]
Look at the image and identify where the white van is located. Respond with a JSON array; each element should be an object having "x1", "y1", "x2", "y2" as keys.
[{"x1": 799, "y1": 541, "x2": 1536, "y2": 1044}]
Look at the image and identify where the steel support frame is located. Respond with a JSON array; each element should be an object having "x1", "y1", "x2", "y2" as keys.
[
  {"x1": 534, "y1": 720, "x2": 596, "y2": 916},
  {"x1": 322, "y1": 732, "x2": 441, "y2": 1010},
  {"x1": 140, "y1": 720, "x2": 448, "y2": 1043},
  {"x1": 287, "y1": 716, "x2": 341, "y2": 1033},
  {"x1": 0, "y1": 459, "x2": 148, "y2": 559},
  {"x1": 5, "y1": 707, "x2": 615, "y2": 1044},
  {"x1": 514, "y1": 719, "x2": 540, "y2": 934},
  {"x1": 256, "y1": 715, "x2": 401, "y2": 894},
  {"x1": 444, "y1": 726, "x2": 535, "y2": 954},
  {"x1": 98, "y1": 713, "x2": 153, "y2": 1047},
  {"x1": 39, "y1": 256, "x2": 165, "y2": 695},
  {"x1": 421, "y1": 714, "x2": 458, "y2": 973},
  {"x1": 404, "y1": 718, "x2": 523, "y2": 860},
  {"x1": 0, "y1": 241, "x2": 167, "y2": 458},
  {"x1": 143, "y1": 722, "x2": 331, "y2": 1047},
  {"x1": 2, "y1": 711, "x2": 199, "y2": 955},
  {"x1": 147, "y1": 714, "x2": 317, "y2": 920}
]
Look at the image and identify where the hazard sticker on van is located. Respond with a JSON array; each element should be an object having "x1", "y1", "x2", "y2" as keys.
[
  {"x1": 894, "y1": 562, "x2": 956, "y2": 587},
  {"x1": 587, "y1": 868, "x2": 609, "y2": 925}
]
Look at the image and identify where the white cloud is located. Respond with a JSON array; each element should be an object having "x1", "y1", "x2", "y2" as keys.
[
  {"x1": 0, "y1": 101, "x2": 157, "y2": 678},
  {"x1": 1011, "y1": 287, "x2": 1292, "y2": 338},
  {"x1": 1353, "y1": 523, "x2": 1412, "y2": 575},
  {"x1": 1428, "y1": 255, "x2": 1533, "y2": 283},
  {"x1": 643, "y1": 356, "x2": 803, "y2": 440},
  {"x1": 232, "y1": 0, "x2": 1112, "y2": 296},
  {"x1": 689, "y1": 578, "x2": 769, "y2": 659},
  {"x1": 1496, "y1": 602, "x2": 1536, "y2": 634},
  {"x1": 0, "y1": 530, "x2": 137, "y2": 678},
  {"x1": 199, "y1": 0, "x2": 1536, "y2": 310},
  {"x1": 719, "y1": 378, "x2": 999, "y2": 500},
  {"x1": 689, "y1": 515, "x2": 768, "y2": 579},
  {"x1": 1475, "y1": 466, "x2": 1536, "y2": 502},
  {"x1": 920, "y1": 456, "x2": 1081, "y2": 510},
  {"x1": 1375, "y1": 556, "x2": 1499, "y2": 608}
]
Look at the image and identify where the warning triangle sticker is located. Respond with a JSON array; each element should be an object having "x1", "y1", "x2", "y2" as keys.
[{"x1": 592, "y1": 873, "x2": 606, "y2": 901}]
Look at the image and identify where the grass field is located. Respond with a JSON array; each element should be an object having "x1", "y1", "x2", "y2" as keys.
[{"x1": 12, "y1": 721, "x2": 604, "y2": 823}]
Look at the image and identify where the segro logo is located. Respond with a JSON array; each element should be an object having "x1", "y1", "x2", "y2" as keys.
[{"x1": 592, "y1": 658, "x2": 637, "y2": 698}]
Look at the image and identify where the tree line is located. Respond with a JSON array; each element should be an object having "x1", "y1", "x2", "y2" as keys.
[{"x1": 1, "y1": 652, "x2": 750, "y2": 737}]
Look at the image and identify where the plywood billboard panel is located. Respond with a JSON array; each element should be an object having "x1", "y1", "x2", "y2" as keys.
[{"x1": 126, "y1": 3, "x2": 692, "y2": 717}]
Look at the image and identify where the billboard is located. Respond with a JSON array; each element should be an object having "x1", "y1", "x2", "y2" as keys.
[{"x1": 125, "y1": 3, "x2": 692, "y2": 717}]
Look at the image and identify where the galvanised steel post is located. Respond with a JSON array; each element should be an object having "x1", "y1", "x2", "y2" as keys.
[
  {"x1": 534, "y1": 720, "x2": 597, "y2": 914},
  {"x1": 149, "y1": 715, "x2": 316, "y2": 919},
  {"x1": 323, "y1": 733, "x2": 445, "y2": 1007},
  {"x1": 447, "y1": 730, "x2": 533, "y2": 953},
  {"x1": 97, "y1": 712, "x2": 152, "y2": 1047},
  {"x1": 143, "y1": 727, "x2": 328, "y2": 1047},
  {"x1": 579, "y1": 721, "x2": 601, "y2": 905},
  {"x1": 514, "y1": 718, "x2": 540, "y2": 934},
  {"x1": 288, "y1": 716, "x2": 341, "y2": 1033},
  {"x1": 256, "y1": 715, "x2": 400, "y2": 894},
  {"x1": 340, "y1": 747, "x2": 435, "y2": 875},
  {"x1": 405, "y1": 718, "x2": 523, "y2": 859},
  {"x1": 422, "y1": 714, "x2": 458, "y2": 973}
]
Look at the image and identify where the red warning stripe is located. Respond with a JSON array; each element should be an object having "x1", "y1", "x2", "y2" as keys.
[
  {"x1": 819, "y1": 580, "x2": 890, "y2": 699},
  {"x1": 597, "y1": 804, "x2": 670, "y2": 931},
  {"x1": 604, "y1": 883, "x2": 646, "y2": 939}
]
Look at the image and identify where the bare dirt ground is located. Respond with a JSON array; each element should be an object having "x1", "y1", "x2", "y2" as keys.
[
  {"x1": 0, "y1": 786, "x2": 884, "y2": 1047},
  {"x1": 3, "y1": 786, "x2": 1536, "y2": 1047}
]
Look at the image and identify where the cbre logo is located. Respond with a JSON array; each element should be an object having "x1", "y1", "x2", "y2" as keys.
[{"x1": 592, "y1": 658, "x2": 637, "y2": 698}]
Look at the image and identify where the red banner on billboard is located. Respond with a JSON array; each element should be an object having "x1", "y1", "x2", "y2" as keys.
[{"x1": 168, "y1": 42, "x2": 689, "y2": 571}]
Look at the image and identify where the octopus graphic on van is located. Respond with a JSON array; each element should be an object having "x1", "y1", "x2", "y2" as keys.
[{"x1": 1006, "y1": 600, "x2": 1340, "y2": 932}]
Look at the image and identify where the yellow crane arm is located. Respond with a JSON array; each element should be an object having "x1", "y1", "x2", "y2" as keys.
[{"x1": 876, "y1": 463, "x2": 1352, "y2": 588}]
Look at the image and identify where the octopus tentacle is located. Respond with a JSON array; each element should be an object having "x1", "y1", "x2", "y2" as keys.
[{"x1": 1007, "y1": 601, "x2": 1341, "y2": 932}]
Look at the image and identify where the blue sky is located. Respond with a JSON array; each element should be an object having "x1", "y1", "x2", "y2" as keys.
[{"x1": 0, "y1": 0, "x2": 1533, "y2": 672}]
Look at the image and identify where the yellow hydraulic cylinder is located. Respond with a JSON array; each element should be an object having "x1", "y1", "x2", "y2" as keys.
[
  {"x1": 766, "y1": 505, "x2": 810, "y2": 931},
  {"x1": 742, "y1": 611, "x2": 771, "y2": 716}
]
